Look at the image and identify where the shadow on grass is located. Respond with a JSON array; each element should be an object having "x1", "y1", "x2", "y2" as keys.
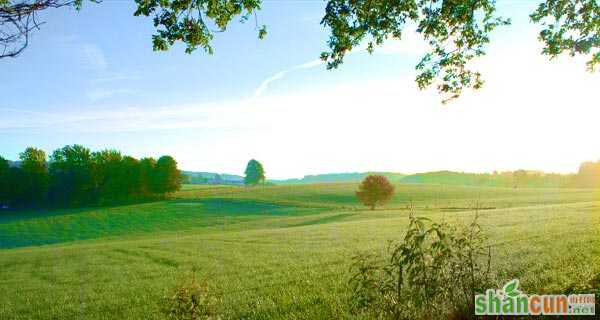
[
  {"x1": 0, "y1": 198, "x2": 167, "y2": 223},
  {"x1": 168, "y1": 198, "x2": 328, "y2": 216},
  {"x1": 284, "y1": 213, "x2": 356, "y2": 228},
  {"x1": 0, "y1": 198, "x2": 331, "y2": 249}
]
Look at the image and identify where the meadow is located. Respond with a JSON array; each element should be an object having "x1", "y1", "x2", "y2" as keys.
[{"x1": 0, "y1": 183, "x2": 598, "y2": 319}]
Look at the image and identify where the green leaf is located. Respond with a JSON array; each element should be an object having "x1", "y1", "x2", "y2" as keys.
[
  {"x1": 258, "y1": 25, "x2": 267, "y2": 40},
  {"x1": 503, "y1": 279, "x2": 520, "y2": 297}
]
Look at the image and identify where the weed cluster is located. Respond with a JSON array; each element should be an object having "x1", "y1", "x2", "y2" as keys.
[
  {"x1": 161, "y1": 273, "x2": 220, "y2": 320},
  {"x1": 348, "y1": 212, "x2": 494, "y2": 319}
]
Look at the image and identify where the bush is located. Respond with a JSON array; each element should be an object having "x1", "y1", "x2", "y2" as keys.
[
  {"x1": 161, "y1": 274, "x2": 220, "y2": 320},
  {"x1": 348, "y1": 212, "x2": 493, "y2": 319}
]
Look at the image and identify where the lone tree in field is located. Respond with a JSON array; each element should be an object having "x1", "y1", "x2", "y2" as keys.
[
  {"x1": 356, "y1": 175, "x2": 395, "y2": 210},
  {"x1": 244, "y1": 159, "x2": 265, "y2": 186}
]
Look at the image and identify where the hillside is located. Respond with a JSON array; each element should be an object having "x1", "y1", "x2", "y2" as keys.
[
  {"x1": 184, "y1": 169, "x2": 582, "y2": 188},
  {"x1": 182, "y1": 171, "x2": 244, "y2": 185},
  {"x1": 0, "y1": 183, "x2": 598, "y2": 319},
  {"x1": 270, "y1": 172, "x2": 406, "y2": 184},
  {"x1": 402, "y1": 170, "x2": 575, "y2": 188}
]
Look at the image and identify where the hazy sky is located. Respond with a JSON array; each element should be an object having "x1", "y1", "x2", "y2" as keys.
[{"x1": 1, "y1": 1, "x2": 599, "y2": 179}]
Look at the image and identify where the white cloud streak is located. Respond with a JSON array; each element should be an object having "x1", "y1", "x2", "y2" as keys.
[
  {"x1": 252, "y1": 30, "x2": 427, "y2": 98},
  {"x1": 254, "y1": 59, "x2": 324, "y2": 97}
]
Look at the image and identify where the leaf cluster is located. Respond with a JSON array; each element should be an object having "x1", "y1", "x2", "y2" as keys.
[
  {"x1": 531, "y1": 0, "x2": 599, "y2": 71},
  {"x1": 133, "y1": 0, "x2": 265, "y2": 54},
  {"x1": 320, "y1": 0, "x2": 510, "y2": 103}
]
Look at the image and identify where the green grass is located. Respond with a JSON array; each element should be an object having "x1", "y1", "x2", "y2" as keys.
[
  {"x1": 0, "y1": 199, "x2": 328, "y2": 249},
  {"x1": 0, "y1": 183, "x2": 598, "y2": 319}
]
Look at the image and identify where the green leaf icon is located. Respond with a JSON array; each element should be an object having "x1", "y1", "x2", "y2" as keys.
[{"x1": 503, "y1": 279, "x2": 520, "y2": 297}]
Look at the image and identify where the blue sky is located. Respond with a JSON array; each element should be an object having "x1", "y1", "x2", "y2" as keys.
[{"x1": 1, "y1": 1, "x2": 599, "y2": 178}]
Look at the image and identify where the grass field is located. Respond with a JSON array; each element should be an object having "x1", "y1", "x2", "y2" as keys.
[{"x1": 0, "y1": 183, "x2": 599, "y2": 319}]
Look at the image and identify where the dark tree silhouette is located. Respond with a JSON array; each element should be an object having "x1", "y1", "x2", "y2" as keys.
[
  {"x1": 19, "y1": 147, "x2": 48, "y2": 206},
  {"x1": 139, "y1": 157, "x2": 157, "y2": 196},
  {"x1": 48, "y1": 144, "x2": 94, "y2": 206},
  {"x1": 0, "y1": 145, "x2": 182, "y2": 209},
  {"x1": 0, "y1": 156, "x2": 10, "y2": 206},
  {"x1": 155, "y1": 155, "x2": 181, "y2": 194},
  {"x1": 356, "y1": 175, "x2": 395, "y2": 210},
  {"x1": 244, "y1": 159, "x2": 265, "y2": 186}
]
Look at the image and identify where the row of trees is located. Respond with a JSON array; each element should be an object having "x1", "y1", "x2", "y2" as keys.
[{"x1": 0, "y1": 145, "x2": 182, "y2": 209}]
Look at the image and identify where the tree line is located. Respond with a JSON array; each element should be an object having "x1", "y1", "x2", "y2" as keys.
[{"x1": 0, "y1": 145, "x2": 182, "y2": 209}]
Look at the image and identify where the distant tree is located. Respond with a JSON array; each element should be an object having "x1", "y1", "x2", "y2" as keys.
[
  {"x1": 19, "y1": 147, "x2": 49, "y2": 206},
  {"x1": 139, "y1": 157, "x2": 157, "y2": 196},
  {"x1": 356, "y1": 175, "x2": 395, "y2": 210},
  {"x1": 48, "y1": 144, "x2": 94, "y2": 206},
  {"x1": 90, "y1": 149, "x2": 123, "y2": 203},
  {"x1": 0, "y1": 156, "x2": 10, "y2": 206},
  {"x1": 1, "y1": 146, "x2": 181, "y2": 209},
  {"x1": 244, "y1": 159, "x2": 265, "y2": 186},
  {"x1": 155, "y1": 155, "x2": 181, "y2": 193},
  {"x1": 7, "y1": 166, "x2": 27, "y2": 206},
  {"x1": 120, "y1": 156, "x2": 142, "y2": 199}
]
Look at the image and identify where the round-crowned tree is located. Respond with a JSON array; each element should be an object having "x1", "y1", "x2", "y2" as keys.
[
  {"x1": 356, "y1": 175, "x2": 395, "y2": 210},
  {"x1": 244, "y1": 159, "x2": 265, "y2": 186},
  {"x1": 155, "y1": 155, "x2": 182, "y2": 193}
]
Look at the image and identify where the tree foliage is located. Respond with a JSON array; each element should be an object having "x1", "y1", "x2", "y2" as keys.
[
  {"x1": 19, "y1": 147, "x2": 48, "y2": 205},
  {"x1": 321, "y1": 0, "x2": 511, "y2": 103},
  {"x1": 155, "y1": 155, "x2": 182, "y2": 193},
  {"x1": 0, "y1": 145, "x2": 181, "y2": 208},
  {"x1": 356, "y1": 174, "x2": 395, "y2": 210},
  {"x1": 140, "y1": 157, "x2": 158, "y2": 194},
  {"x1": 244, "y1": 159, "x2": 265, "y2": 185},
  {"x1": 1, "y1": 0, "x2": 598, "y2": 102},
  {"x1": 48, "y1": 144, "x2": 94, "y2": 206},
  {"x1": 133, "y1": 0, "x2": 266, "y2": 54},
  {"x1": 531, "y1": 0, "x2": 600, "y2": 72},
  {"x1": 0, "y1": 156, "x2": 10, "y2": 205}
]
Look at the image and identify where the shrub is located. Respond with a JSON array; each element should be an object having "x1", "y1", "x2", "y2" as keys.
[
  {"x1": 161, "y1": 274, "x2": 220, "y2": 320},
  {"x1": 356, "y1": 175, "x2": 395, "y2": 210},
  {"x1": 348, "y1": 212, "x2": 493, "y2": 319}
]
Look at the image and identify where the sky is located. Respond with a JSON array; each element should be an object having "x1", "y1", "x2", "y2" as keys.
[{"x1": 1, "y1": 0, "x2": 599, "y2": 179}]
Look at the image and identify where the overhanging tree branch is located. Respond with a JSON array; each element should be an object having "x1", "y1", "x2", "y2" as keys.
[{"x1": 0, "y1": 0, "x2": 77, "y2": 58}]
